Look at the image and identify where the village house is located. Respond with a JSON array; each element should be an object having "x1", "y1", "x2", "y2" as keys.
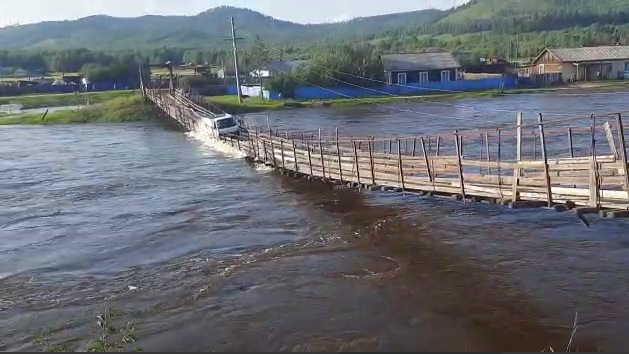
[
  {"x1": 250, "y1": 59, "x2": 307, "y2": 79},
  {"x1": 381, "y1": 52, "x2": 462, "y2": 85},
  {"x1": 529, "y1": 45, "x2": 629, "y2": 82}
]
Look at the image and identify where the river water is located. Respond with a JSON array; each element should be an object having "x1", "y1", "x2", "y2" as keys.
[{"x1": 2, "y1": 91, "x2": 629, "y2": 352}]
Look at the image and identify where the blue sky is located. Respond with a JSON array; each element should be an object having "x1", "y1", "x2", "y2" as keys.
[{"x1": 0, "y1": 0, "x2": 469, "y2": 26}]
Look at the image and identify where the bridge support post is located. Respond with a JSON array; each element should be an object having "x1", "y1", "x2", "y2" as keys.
[
  {"x1": 306, "y1": 141, "x2": 313, "y2": 176},
  {"x1": 352, "y1": 140, "x2": 361, "y2": 186},
  {"x1": 420, "y1": 137, "x2": 434, "y2": 192},
  {"x1": 319, "y1": 133, "x2": 326, "y2": 179},
  {"x1": 397, "y1": 139, "x2": 405, "y2": 191},
  {"x1": 589, "y1": 114, "x2": 600, "y2": 208},
  {"x1": 616, "y1": 113, "x2": 629, "y2": 208},
  {"x1": 538, "y1": 113, "x2": 553, "y2": 207},
  {"x1": 292, "y1": 141, "x2": 299, "y2": 172},
  {"x1": 485, "y1": 132, "x2": 491, "y2": 175},
  {"x1": 454, "y1": 131, "x2": 465, "y2": 201},
  {"x1": 512, "y1": 112, "x2": 523, "y2": 201},
  {"x1": 368, "y1": 139, "x2": 376, "y2": 186},
  {"x1": 567, "y1": 127, "x2": 574, "y2": 158},
  {"x1": 335, "y1": 128, "x2": 343, "y2": 183}
]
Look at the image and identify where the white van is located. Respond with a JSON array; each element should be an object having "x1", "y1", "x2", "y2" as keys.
[{"x1": 200, "y1": 114, "x2": 240, "y2": 138}]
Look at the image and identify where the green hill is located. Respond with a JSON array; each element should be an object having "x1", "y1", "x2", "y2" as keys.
[
  {"x1": 434, "y1": 0, "x2": 629, "y2": 34},
  {"x1": 0, "y1": 6, "x2": 445, "y2": 51},
  {"x1": 370, "y1": 0, "x2": 629, "y2": 61}
]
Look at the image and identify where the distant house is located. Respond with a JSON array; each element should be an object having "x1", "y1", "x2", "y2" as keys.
[
  {"x1": 530, "y1": 46, "x2": 629, "y2": 82},
  {"x1": 217, "y1": 67, "x2": 248, "y2": 80},
  {"x1": 250, "y1": 59, "x2": 308, "y2": 79},
  {"x1": 382, "y1": 52, "x2": 462, "y2": 85},
  {"x1": 13, "y1": 68, "x2": 28, "y2": 77}
]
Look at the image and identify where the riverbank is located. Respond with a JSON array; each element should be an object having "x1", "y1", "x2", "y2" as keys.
[
  {"x1": 0, "y1": 90, "x2": 137, "y2": 109},
  {"x1": 208, "y1": 80, "x2": 629, "y2": 115},
  {"x1": 0, "y1": 95, "x2": 158, "y2": 125}
]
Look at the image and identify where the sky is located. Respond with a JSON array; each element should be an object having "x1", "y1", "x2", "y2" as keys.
[{"x1": 0, "y1": 0, "x2": 469, "y2": 27}]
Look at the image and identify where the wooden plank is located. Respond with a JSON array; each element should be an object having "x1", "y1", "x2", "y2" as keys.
[
  {"x1": 603, "y1": 121, "x2": 619, "y2": 159},
  {"x1": 306, "y1": 141, "x2": 314, "y2": 176},
  {"x1": 538, "y1": 113, "x2": 553, "y2": 206},
  {"x1": 454, "y1": 131, "x2": 466, "y2": 199},
  {"x1": 617, "y1": 113, "x2": 629, "y2": 209},
  {"x1": 512, "y1": 112, "x2": 523, "y2": 201},
  {"x1": 589, "y1": 115, "x2": 599, "y2": 207},
  {"x1": 280, "y1": 140, "x2": 286, "y2": 169},
  {"x1": 319, "y1": 133, "x2": 326, "y2": 178},
  {"x1": 420, "y1": 137, "x2": 433, "y2": 184},
  {"x1": 485, "y1": 132, "x2": 491, "y2": 174},
  {"x1": 336, "y1": 128, "x2": 343, "y2": 182},
  {"x1": 292, "y1": 141, "x2": 299, "y2": 172},
  {"x1": 353, "y1": 140, "x2": 361, "y2": 185},
  {"x1": 397, "y1": 139, "x2": 405, "y2": 190},
  {"x1": 368, "y1": 140, "x2": 376, "y2": 185},
  {"x1": 567, "y1": 127, "x2": 574, "y2": 158}
]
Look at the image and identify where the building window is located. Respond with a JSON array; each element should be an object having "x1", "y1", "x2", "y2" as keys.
[
  {"x1": 440, "y1": 70, "x2": 451, "y2": 82},
  {"x1": 419, "y1": 72, "x2": 429, "y2": 83},
  {"x1": 397, "y1": 73, "x2": 407, "y2": 85},
  {"x1": 625, "y1": 62, "x2": 629, "y2": 72},
  {"x1": 386, "y1": 72, "x2": 392, "y2": 85},
  {"x1": 538, "y1": 64, "x2": 545, "y2": 74}
]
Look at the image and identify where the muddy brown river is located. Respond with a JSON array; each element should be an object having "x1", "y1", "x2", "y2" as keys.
[{"x1": 2, "y1": 90, "x2": 629, "y2": 351}]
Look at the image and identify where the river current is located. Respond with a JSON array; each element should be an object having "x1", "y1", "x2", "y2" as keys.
[{"x1": 2, "y1": 91, "x2": 629, "y2": 351}]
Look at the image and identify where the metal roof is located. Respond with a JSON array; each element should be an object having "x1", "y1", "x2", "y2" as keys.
[
  {"x1": 547, "y1": 46, "x2": 629, "y2": 62},
  {"x1": 381, "y1": 52, "x2": 461, "y2": 71},
  {"x1": 264, "y1": 59, "x2": 308, "y2": 72}
]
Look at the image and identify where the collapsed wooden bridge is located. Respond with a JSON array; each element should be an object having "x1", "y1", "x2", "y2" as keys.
[{"x1": 142, "y1": 85, "x2": 629, "y2": 219}]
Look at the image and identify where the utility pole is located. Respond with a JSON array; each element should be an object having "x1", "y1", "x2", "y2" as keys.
[{"x1": 230, "y1": 17, "x2": 243, "y2": 104}]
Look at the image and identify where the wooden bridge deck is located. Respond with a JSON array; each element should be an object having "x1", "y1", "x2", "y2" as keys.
[{"x1": 142, "y1": 86, "x2": 629, "y2": 218}]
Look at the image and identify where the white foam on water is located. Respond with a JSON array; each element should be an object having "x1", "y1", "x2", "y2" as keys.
[
  {"x1": 254, "y1": 163, "x2": 273, "y2": 173},
  {"x1": 185, "y1": 130, "x2": 247, "y2": 159}
]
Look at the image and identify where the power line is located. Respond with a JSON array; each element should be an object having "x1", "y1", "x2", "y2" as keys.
[
  {"x1": 240, "y1": 47, "x2": 623, "y2": 135},
  {"x1": 239, "y1": 29, "x2": 629, "y2": 116},
  {"x1": 240, "y1": 47, "x2": 518, "y2": 126}
]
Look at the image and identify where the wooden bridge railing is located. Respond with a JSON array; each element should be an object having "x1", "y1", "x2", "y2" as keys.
[
  {"x1": 237, "y1": 113, "x2": 629, "y2": 212},
  {"x1": 142, "y1": 82, "x2": 629, "y2": 214}
]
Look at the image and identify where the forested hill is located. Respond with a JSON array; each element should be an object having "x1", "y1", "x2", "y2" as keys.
[
  {"x1": 0, "y1": 6, "x2": 444, "y2": 50},
  {"x1": 5, "y1": 0, "x2": 629, "y2": 74},
  {"x1": 434, "y1": 0, "x2": 629, "y2": 34},
  {"x1": 373, "y1": 0, "x2": 629, "y2": 61}
]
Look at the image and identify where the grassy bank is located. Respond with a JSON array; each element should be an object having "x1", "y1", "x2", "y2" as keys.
[
  {"x1": 0, "y1": 95, "x2": 158, "y2": 125},
  {"x1": 0, "y1": 90, "x2": 137, "y2": 109}
]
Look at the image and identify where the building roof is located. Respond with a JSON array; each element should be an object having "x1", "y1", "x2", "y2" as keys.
[
  {"x1": 264, "y1": 59, "x2": 308, "y2": 73},
  {"x1": 545, "y1": 46, "x2": 629, "y2": 63},
  {"x1": 382, "y1": 52, "x2": 461, "y2": 71}
]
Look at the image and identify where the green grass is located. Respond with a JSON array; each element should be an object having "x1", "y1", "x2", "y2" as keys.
[
  {"x1": 0, "y1": 94, "x2": 158, "y2": 125},
  {"x1": 0, "y1": 90, "x2": 138, "y2": 109}
]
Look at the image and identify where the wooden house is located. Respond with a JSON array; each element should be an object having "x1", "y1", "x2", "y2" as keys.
[
  {"x1": 382, "y1": 52, "x2": 462, "y2": 85},
  {"x1": 530, "y1": 45, "x2": 629, "y2": 82}
]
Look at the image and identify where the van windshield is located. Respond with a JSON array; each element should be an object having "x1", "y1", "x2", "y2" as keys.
[{"x1": 215, "y1": 117, "x2": 236, "y2": 129}]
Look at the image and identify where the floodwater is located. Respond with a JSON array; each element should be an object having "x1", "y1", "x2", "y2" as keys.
[{"x1": 2, "y1": 91, "x2": 629, "y2": 352}]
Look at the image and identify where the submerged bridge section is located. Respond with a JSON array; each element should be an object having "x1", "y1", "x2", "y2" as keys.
[{"x1": 142, "y1": 84, "x2": 629, "y2": 219}]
